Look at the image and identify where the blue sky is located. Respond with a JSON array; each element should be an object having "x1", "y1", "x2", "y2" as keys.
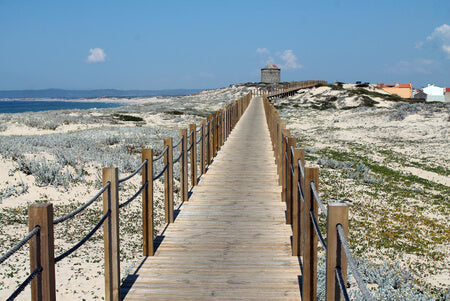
[{"x1": 1, "y1": 0, "x2": 449, "y2": 90}]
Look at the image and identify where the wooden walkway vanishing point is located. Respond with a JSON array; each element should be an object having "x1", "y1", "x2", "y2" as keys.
[{"x1": 122, "y1": 96, "x2": 302, "y2": 300}]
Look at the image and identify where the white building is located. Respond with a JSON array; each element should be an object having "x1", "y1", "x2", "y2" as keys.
[{"x1": 423, "y1": 84, "x2": 445, "y2": 102}]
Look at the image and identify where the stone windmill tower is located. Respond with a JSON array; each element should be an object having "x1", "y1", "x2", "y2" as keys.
[{"x1": 261, "y1": 63, "x2": 280, "y2": 84}]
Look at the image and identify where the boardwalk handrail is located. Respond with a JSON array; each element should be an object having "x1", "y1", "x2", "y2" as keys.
[
  {"x1": 0, "y1": 226, "x2": 41, "y2": 300},
  {"x1": 262, "y1": 83, "x2": 374, "y2": 301},
  {"x1": 13, "y1": 91, "x2": 252, "y2": 301},
  {"x1": 255, "y1": 80, "x2": 327, "y2": 99}
]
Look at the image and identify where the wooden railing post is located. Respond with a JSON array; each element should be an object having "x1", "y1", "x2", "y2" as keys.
[
  {"x1": 189, "y1": 124, "x2": 198, "y2": 186},
  {"x1": 212, "y1": 113, "x2": 217, "y2": 155},
  {"x1": 278, "y1": 121, "x2": 285, "y2": 184},
  {"x1": 206, "y1": 116, "x2": 212, "y2": 165},
  {"x1": 292, "y1": 148, "x2": 304, "y2": 256},
  {"x1": 142, "y1": 149, "x2": 154, "y2": 256},
  {"x1": 281, "y1": 129, "x2": 290, "y2": 203},
  {"x1": 180, "y1": 129, "x2": 188, "y2": 203},
  {"x1": 29, "y1": 203, "x2": 56, "y2": 301},
  {"x1": 102, "y1": 167, "x2": 120, "y2": 301},
  {"x1": 303, "y1": 167, "x2": 319, "y2": 301},
  {"x1": 286, "y1": 136, "x2": 296, "y2": 225},
  {"x1": 200, "y1": 120, "x2": 206, "y2": 175},
  {"x1": 164, "y1": 138, "x2": 174, "y2": 223},
  {"x1": 326, "y1": 203, "x2": 348, "y2": 301}
]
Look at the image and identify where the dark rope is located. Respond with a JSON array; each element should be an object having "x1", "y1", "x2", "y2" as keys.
[
  {"x1": 153, "y1": 163, "x2": 168, "y2": 181},
  {"x1": 298, "y1": 160, "x2": 305, "y2": 179},
  {"x1": 119, "y1": 181, "x2": 148, "y2": 209},
  {"x1": 298, "y1": 182, "x2": 305, "y2": 203},
  {"x1": 173, "y1": 137, "x2": 183, "y2": 148},
  {"x1": 337, "y1": 224, "x2": 374, "y2": 301},
  {"x1": 336, "y1": 267, "x2": 350, "y2": 301},
  {"x1": 311, "y1": 182, "x2": 327, "y2": 216},
  {"x1": 310, "y1": 211, "x2": 327, "y2": 250},
  {"x1": 55, "y1": 211, "x2": 110, "y2": 263},
  {"x1": 53, "y1": 183, "x2": 110, "y2": 225},
  {"x1": 118, "y1": 160, "x2": 147, "y2": 183},
  {"x1": 153, "y1": 146, "x2": 168, "y2": 162},
  {"x1": 7, "y1": 266, "x2": 42, "y2": 301},
  {"x1": 187, "y1": 141, "x2": 194, "y2": 152},
  {"x1": 0, "y1": 226, "x2": 40, "y2": 265},
  {"x1": 173, "y1": 150, "x2": 183, "y2": 164},
  {"x1": 196, "y1": 136, "x2": 202, "y2": 144}
]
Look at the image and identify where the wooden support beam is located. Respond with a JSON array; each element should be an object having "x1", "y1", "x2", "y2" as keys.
[
  {"x1": 29, "y1": 203, "x2": 56, "y2": 301},
  {"x1": 302, "y1": 167, "x2": 319, "y2": 301},
  {"x1": 164, "y1": 138, "x2": 174, "y2": 223},
  {"x1": 326, "y1": 203, "x2": 349, "y2": 301},
  {"x1": 189, "y1": 124, "x2": 198, "y2": 187},
  {"x1": 142, "y1": 149, "x2": 154, "y2": 256},
  {"x1": 102, "y1": 167, "x2": 120, "y2": 301}
]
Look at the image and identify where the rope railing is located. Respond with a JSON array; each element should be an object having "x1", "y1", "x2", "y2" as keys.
[
  {"x1": 0, "y1": 225, "x2": 41, "y2": 301},
  {"x1": 118, "y1": 160, "x2": 147, "y2": 184},
  {"x1": 53, "y1": 183, "x2": 110, "y2": 225},
  {"x1": 173, "y1": 136, "x2": 183, "y2": 148},
  {"x1": 311, "y1": 182, "x2": 328, "y2": 216},
  {"x1": 55, "y1": 210, "x2": 110, "y2": 263},
  {"x1": 262, "y1": 83, "x2": 374, "y2": 301},
  {"x1": 310, "y1": 210, "x2": 327, "y2": 250},
  {"x1": 187, "y1": 140, "x2": 194, "y2": 152},
  {"x1": 173, "y1": 150, "x2": 183, "y2": 164},
  {"x1": 337, "y1": 224, "x2": 374, "y2": 301},
  {"x1": 0, "y1": 226, "x2": 40, "y2": 265},
  {"x1": 7, "y1": 266, "x2": 43, "y2": 301},
  {"x1": 119, "y1": 181, "x2": 148, "y2": 209},
  {"x1": 153, "y1": 146, "x2": 168, "y2": 162},
  {"x1": 11, "y1": 91, "x2": 253, "y2": 301},
  {"x1": 153, "y1": 163, "x2": 168, "y2": 181}
]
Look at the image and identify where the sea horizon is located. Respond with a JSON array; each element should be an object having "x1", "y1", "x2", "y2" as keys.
[{"x1": 0, "y1": 99, "x2": 127, "y2": 114}]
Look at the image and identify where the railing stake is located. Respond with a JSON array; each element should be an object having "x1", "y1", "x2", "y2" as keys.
[
  {"x1": 303, "y1": 166, "x2": 319, "y2": 301},
  {"x1": 189, "y1": 124, "x2": 198, "y2": 187},
  {"x1": 29, "y1": 203, "x2": 56, "y2": 301},
  {"x1": 180, "y1": 129, "x2": 188, "y2": 203},
  {"x1": 102, "y1": 167, "x2": 120, "y2": 301},
  {"x1": 164, "y1": 138, "x2": 174, "y2": 223},
  {"x1": 286, "y1": 136, "x2": 296, "y2": 225},
  {"x1": 142, "y1": 149, "x2": 154, "y2": 256},
  {"x1": 326, "y1": 203, "x2": 348, "y2": 301},
  {"x1": 200, "y1": 120, "x2": 206, "y2": 175}
]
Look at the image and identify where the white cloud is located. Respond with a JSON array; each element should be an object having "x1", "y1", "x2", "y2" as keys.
[
  {"x1": 388, "y1": 58, "x2": 435, "y2": 74},
  {"x1": 420, "y1": 24, "x2": 450, "y2": 58},
  {"x1": 426, "y1": 24, "x2": 450, "y2": 42},
  {"x1": 256, "y1": 48, "x2": 270, "y2": 55},
  {"x1": 256, "y1": 48, "x2": 303, "y2": 69},
  {"x1": 442, "y1": 45, "x2": 450, "y2": 56},
  {"x1": 87, "y1": 48, "x2": 106, "y2": 63},
  {"x1": 278, "y1": 50, "x2": 302, "y2": 70}
]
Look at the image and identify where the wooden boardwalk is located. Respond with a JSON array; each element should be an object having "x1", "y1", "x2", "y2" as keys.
[{"x1": 122, "y1": 96, "x2": 302, "y2": 300}]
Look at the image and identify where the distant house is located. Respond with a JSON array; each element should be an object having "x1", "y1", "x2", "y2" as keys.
[
  {"x1": 377, "y1": 82, "x2": 412, "y2": 98},
  {"x1": 423, "y1": 84, "x2": 445, "y2": 102},
  {"x1": 412, "y1": 89, "x2": 427, "y2": 100},
  {"x1": 261, "y1": 63, "x2": 280, "y2": 84},
  {"x1": 445, "y1": 88, "x2": 450, "y2": 103}
]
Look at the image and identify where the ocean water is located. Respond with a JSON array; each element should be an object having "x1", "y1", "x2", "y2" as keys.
[{"x1": 0, "y1": 100, "x2": 126, "y2": 114}]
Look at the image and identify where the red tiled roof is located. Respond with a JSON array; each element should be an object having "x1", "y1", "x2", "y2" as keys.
[
  {"x1": 446, "y1": 88, "x2": 450, "y2": 93},
  {"x1": 397, "y1": 83, "x2": 412, "y2": 88}
]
